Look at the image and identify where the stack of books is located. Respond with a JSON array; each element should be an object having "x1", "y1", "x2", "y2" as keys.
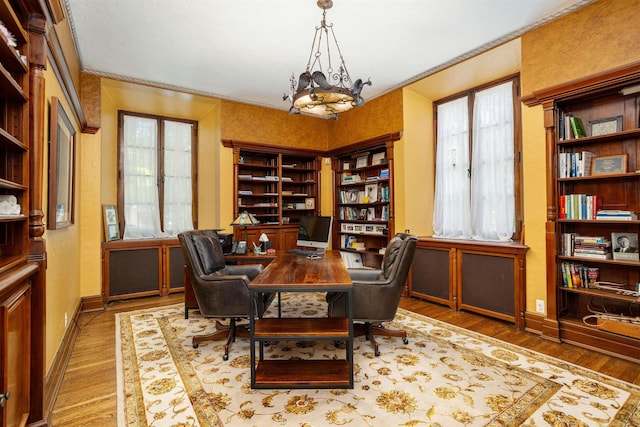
[
  {"x1": 573, "y1": 235, "x2": 612, "y2": 259},
  {"x1": 596, "y1": 210, "x2": 638, "y2": 220},
  {"x1": 560, "y1": 262, "x2": 600, "y2": 288}
]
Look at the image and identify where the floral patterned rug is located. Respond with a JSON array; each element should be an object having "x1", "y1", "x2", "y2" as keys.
[{"x1": 116, "y1": 293, "x2": 640, "y2": 426}]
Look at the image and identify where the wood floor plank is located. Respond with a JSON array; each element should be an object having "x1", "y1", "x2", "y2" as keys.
[{"x1": 49, "y1": 293, "x2": 640, "y2": 426}]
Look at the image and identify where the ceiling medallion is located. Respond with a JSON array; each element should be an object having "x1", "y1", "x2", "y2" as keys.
[{"x1": 284, "y1": 0, "x2": 371, "y2": 119}]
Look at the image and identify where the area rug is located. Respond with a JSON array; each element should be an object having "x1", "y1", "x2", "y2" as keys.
[{"x1": 116, "y1": 293, "x2": 640, "y2": 426}]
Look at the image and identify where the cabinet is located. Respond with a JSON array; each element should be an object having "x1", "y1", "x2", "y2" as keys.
[
  {"x1": 222, "y1": 140, "x2": 322, "y2": 250},
  {"x1": 102, "y1": 238, "x2": 184, "y2": 303},
  {"x1": 523, "y1": 63, "x2": 640, "y2": 361},
  {"x1": 329, "y1": 133, "x2": 401, "y2": 267},
  {"x1": 409, "y1": 238, "x2": 528, "y2": 329}
]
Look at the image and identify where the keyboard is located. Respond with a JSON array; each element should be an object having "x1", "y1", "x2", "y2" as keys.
[{"x1": 286, "y1": 248, "x2": 320, "y2": 256}]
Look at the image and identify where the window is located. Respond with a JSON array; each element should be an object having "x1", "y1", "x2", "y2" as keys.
[
  {"x1": 118, "y1": 111, "x2": 198, "y2": 239},
  {"x1": 433, "y1": 76, "x2": 522, "y2": 242}
]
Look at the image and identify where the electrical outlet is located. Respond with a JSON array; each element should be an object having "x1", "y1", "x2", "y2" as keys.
[
  {"x1": 64, "y1": 312, "x2": 68, "y2": 328},
  {"x1": 535, "y1": 299, "x2": 545, "y2": 313}
]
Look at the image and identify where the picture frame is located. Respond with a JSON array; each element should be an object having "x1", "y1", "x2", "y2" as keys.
[
  {"x1": 589, "y1": 115, "x2": 623, "y2": 136},
  {"x1": 103, "y1": 204, "x2": 120, "y2": 241},
  {"x1": 305, "y1": 197, "x2": 315, "y2": 209},
  {"x1": 356, "y1": 155, "x2": 368, "y2": 168},
  {"x1": 47, "y1": 97, "x2": 76, "y2": 230},
  {"x1": 611, "y1": 232, "x2": 639, "y2": 262},
  {"x1": 591, "y1": 154, "x2": 627, "y2": 175}
]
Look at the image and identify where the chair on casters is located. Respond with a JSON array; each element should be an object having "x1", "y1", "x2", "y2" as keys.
[
  {"x1": 326, "y1": 233, "x2": 418, "y2": 356},
  {"x1": 178, "y1": 229, "x2": 274, "y2": 361}
]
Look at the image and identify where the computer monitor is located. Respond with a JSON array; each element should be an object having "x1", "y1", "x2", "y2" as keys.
[{"x1": 297, "y1": 215, "x2": 333, "y2": 252}]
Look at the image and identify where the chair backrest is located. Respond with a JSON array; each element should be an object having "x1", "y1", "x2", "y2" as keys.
[
  {"x1": 178, "y1": 229, "x2": 226, "y2": 278},
  {"x1": 381, "y1": 233, "x2": 417, "y2": 282}
]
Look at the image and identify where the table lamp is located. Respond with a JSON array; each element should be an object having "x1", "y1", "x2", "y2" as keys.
[{"x1": 230, "y1": 211, "x2": 260, "y2": 242}]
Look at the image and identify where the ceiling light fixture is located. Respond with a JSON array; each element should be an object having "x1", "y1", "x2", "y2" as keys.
[{"x1": 284, "y1": 0, "x2": 371, "y2": 120}]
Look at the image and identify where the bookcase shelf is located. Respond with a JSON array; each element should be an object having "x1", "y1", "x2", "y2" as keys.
[
  {"x1": 329, "y1": 133, "x2": 401, "y2": 268},
  {"x1": 223, "y1": 140, "x2": 322, "y2": 250},
  {"x1": 529, "y1": 63, "x2": 640, "y2": 361}
]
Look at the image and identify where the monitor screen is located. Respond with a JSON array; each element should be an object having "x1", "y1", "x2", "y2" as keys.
[{"x1": 297, "y1": 215, "x2": 333, "y2": 251}]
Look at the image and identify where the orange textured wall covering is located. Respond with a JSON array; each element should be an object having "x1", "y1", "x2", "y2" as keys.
[
  {"x1": 521, "y1": 0, "x2": 640, "y2": 95},
  {"x1": 220, "y1": 100, "x2": 328, "y2": 150},
  {"x1": 328, "y1": 89, "x2": 403, "y2": 150}
]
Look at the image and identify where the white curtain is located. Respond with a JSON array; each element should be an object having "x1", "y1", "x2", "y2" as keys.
[
  {"x1": 471, "y1": 81, "x2": 515, "y2": 241},
  {"x1": 163, "y1": 121, "x2": 194, "y2": 236},
  {"x1": 433, "y1": 96, "x2": 471, "y2": 239},
  {"x1": 123, "y1": 115, "x2": 164, "y2": 239}
]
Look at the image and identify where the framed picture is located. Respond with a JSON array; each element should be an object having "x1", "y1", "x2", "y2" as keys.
[
  {"x1": 305, "y1": 197, "x2": 315, "y2": 209},
  {"x1": 47, "y1": 97, "x2": 76, "y2": 230},
  {"x1": 103, "y1": 204, "x2": 120, "y2": 241},
  {"x1": 589, "y1": 115, "x2": 623, "y2": 136},
  {"x1": 356, "y1": 155, "x2": 368, "y2": 168},
  {"x1": 611, "y1": 232, "x2": 639, "y2": 262},
  {"x1": 591, "y1": 154, "x2": 627, "y2": 175}
]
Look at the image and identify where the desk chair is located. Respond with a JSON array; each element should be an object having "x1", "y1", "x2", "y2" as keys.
[
  {"x1": 178, "y1": 229, "x2": 274, "y2": 360},
  {"x1": 326, "y1": 233, "x2": 418, "y2": 356}
]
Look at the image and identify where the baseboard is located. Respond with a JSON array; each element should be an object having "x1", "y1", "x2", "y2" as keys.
[
  {"x1": 523, "y1": 311, "x2": 544, "y2": 335},
  {"x1": 44, "y1": 295, "x2": 105, "y2": 423}
]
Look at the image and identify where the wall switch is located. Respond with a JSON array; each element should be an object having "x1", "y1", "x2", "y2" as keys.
[
  {"x1": 64, "y1": 312, "x2": 68, "y2": 328},
  {"x1": 535, "y1": 299, "x2": 545, "y2": 313}
]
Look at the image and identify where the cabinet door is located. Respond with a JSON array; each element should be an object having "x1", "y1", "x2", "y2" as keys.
[{"x1": 0, "y1": 284, "x2": 31, "y2": 427}]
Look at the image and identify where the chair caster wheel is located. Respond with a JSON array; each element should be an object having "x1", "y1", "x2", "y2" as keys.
[
  {"x1": 374, "y1": 350, "x2": 380, "y2": 357},
  {"x1": 223, "y1": 354, "x2": 229, "y2": 361},
  {"x1": 193, "y1": 343, "x2": 199, "y2": 349},
  {"x1": 403, "y1": 338, "x2": 409, "y2": 344}
]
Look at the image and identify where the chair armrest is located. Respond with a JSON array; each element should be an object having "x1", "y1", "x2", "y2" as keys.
[
  {"x1": 348, "y1": 268, "x2": 382, "y2": 282},
  {"x1": 224, "y1": 264, "x2": 264, "y2": 280}
]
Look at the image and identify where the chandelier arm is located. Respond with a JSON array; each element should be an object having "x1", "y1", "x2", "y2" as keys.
[{"x1": 328, "y1": 25, "x2": 352, "y2": 86}]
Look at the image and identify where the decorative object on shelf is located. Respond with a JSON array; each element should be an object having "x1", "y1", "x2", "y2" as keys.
[
  {"x1": 48, "y1": 96, "x2": 77, "y2": 230},
  {"x1": 589, "y1": 115, "x2": 623, "y2": 136},
  {"x1": 230, "y1": 211, "x2": 260, "y2": 242},
  {"x1": 102, "y1": 204, "x2": 120, "y2": 241},
  {"x1": 611, "y1": 232, "x2": 639, "y2": 261},
  {"x1": 283, "y1": 0, "x2": 371, "y2": 119},
  {"x1": 305, "y1": 197, "x2": 315, "y2": 209},
  {"x1": 591, "y1": 154, "x2": 627, "y2": 175},
  {"x1": 355, "y1": 155, "x2": 368, "y2": 168}
]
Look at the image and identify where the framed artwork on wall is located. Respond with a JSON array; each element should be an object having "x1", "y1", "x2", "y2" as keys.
[{"x1": 48, "y1": 97, "x2": 76, "y2": 230}]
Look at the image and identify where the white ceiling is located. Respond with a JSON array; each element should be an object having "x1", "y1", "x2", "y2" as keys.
[{"x1": 64, "y1": 0, "x2": 591, "y2": 112}]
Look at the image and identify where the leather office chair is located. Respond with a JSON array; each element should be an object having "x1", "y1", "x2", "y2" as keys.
[
  {"x1": 326, "y1": 233, "x2": 418, "y2": 356},
  {"x1": 178, "y1": 229, "x2": 274, "y2": 360}
]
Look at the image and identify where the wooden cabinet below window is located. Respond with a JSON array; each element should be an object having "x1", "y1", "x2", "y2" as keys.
[
  {"x1": 102, "y1": 238, "x2": 184, "y2": 303},
  {"x1": 409, "y1": 237, "x2": 528, "y2": 329}
]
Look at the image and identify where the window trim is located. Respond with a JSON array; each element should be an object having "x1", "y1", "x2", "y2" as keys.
[
  {"x1": 433, "y1": 74, "x2": 523, "y2": 242},
  {"x1": 117, "y1": 110, "x2": 199, "y2": 236}
]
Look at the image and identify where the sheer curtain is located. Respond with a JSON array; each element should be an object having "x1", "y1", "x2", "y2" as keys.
[
  {"x1": 433, "y1": 96, "x2": 471, "y2": 239},
  {"x1": 163, "y1": 121, "x2": 194, "y2": 236},
  {"x1": 471, "y1": 81, "x2": 515, "y2": 241},
  {"x1": 123, "y1": 115, "x2": 164, "y2": 239}
]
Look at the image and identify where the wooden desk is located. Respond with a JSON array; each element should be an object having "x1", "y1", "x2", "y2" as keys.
[
  {"x1": 248, "y1": 251, "x2": 353, "y2": 389},
  {"x1": 183, "y1": 251, "x2": 279, "y2": 318}
]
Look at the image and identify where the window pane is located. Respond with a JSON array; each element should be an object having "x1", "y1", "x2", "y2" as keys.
[
  {"x1": 122, "y1": 115, "x2": 164, "y2": 238},
  {"x1": 163, "y1": 121, "x2": 194, "y2": 236},
  {"x1": 471, "y1": 81, "x2": 515, "y2": 241},
  {"x1": 433, "y1": 96, "x2": 472, "y2": 239}
]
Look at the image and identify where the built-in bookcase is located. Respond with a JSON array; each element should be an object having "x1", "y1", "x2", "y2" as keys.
[
  {"x1": 329, "y1": 133, "x2": 401, "y2": 268},
  {"x1": 524, "y1": 63, "x2": 640, "y2": 361}
]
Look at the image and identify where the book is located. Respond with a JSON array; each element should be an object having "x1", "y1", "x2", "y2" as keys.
[{"x1": 569, "y1": 116, "x2": 587, "y2": 138}]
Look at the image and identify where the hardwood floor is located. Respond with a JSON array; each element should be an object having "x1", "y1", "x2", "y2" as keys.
[{"x1": 49, "y1": 294, "x2": 640, "y2": 426}]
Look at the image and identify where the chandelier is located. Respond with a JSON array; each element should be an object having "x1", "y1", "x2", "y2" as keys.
[{"x1": 284, "y1": 0, "x2": 371, "y2": 119}]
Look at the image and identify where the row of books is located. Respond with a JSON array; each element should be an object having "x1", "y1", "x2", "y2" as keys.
[
  {"x1": 595, "y1": 210, "x2": 638, "y2": 220},
  {"x1": 238, "y1": 175, "x2": 283, "y2": 181},
  {"x1": 338, "y1": 185, "x2": 390, "y2": 204},
  {"x1": 558, "y1": 115, "x2": 587, "y2": 140},
  {"x1": 561, "y1": 233, "x2": 611, "y2": 259},
  {"x1": 558, "y1": 151, "x2": 595, "y2": 178},
  {"x1": 559, "y1": 194, "x2": 602, "y2": 220},
  {"x1": 560, "y1": 262, "x2": 599, "y2": 288}
]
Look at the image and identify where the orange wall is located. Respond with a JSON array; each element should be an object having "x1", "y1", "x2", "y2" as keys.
[
  {"x1": 521, "y1": 0, "x2": 640, "y2": 95},
  {"x1": 220, "y1": 90, "x2": 403, "y2": 150}
]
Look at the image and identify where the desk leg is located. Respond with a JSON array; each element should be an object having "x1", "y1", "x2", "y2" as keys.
[
  {"x1": 347, "y1": 288, "x2": 353, "y2": 388},
  {"x1": 250, "y1": 289, "x2": 256, "y2": 388}
]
